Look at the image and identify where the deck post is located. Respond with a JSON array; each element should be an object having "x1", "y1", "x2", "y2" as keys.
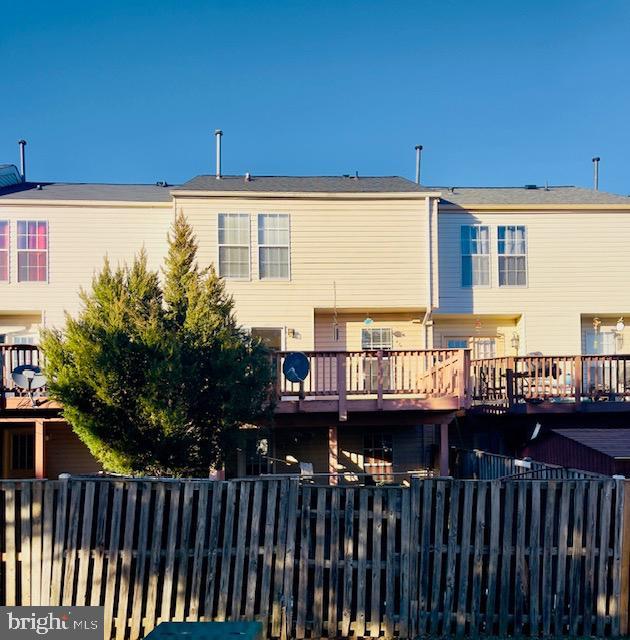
[
  {"x1": 439, "y1": 422, "x2": 449, "y2": 476},
  {"x1": 35, "y1": 419, "x2": 46, "y2": 479},
  {"x1": 574, "y1": 355, "x2": 582, "y2": 407},
  {"x1": 458, "y1": 349, "x2": 472, "y2": 407},
  {"x1": 328, "y1": 426, "x2": 338, "y2": 486},
  {"x1": 506, "y1": 357, "x2": 515, "y2": 407},
  {"x1": 336, "y1": 353, "x2": 347, "y2": 421},
  {"x1": 376, "y1": 350, "x2": 384, "y2": 410}
]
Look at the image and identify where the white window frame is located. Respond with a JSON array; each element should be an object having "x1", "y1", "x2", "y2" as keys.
[
  {"x1": 361, "y1": 327, "x2": 393, "y2": 351},
  {"x1": 17, "y1": 220, "x2": 49, "y2": 283},
  {"x1": 12, "y1": 335, "x2": 37, "y2": 346},
  {"x1": 217, "y1": 213, "x2": 250, "y2": 280},
  {"x1": 258, "y1": 213, "x2": 290, "y2": 280},
  {"x1": 461, "y1": 225, "x2": 490, "y2": 287},
  {"x1": 497, "y1": 225, "x2": 528, "y2": 287}
]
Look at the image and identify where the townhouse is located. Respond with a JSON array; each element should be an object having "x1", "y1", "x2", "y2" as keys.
[{"x1": 1, "y1": 149, "x2": 630, "y2": 481}]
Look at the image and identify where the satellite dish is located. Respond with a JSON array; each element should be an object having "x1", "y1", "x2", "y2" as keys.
[
  {"x1": 12, "y1": 364, "x2": 47, "y2": 392},
  {"x1": 282, "y1": 352, "x2": 310, "y2": 383}
]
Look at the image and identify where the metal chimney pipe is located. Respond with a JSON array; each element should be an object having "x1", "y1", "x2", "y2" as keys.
[
  {"x1": 415, "y1": 145, "x2": 423, "y2": 184},
  {"x1": 592, "y1": 156, "x2": 600, "y2": 191},
  {"x1": 215, "y1": 129, "x2": 223, "y2": 179},
  {"x1": 18, "y1": 139, "x2": 27, "y2": 182}
]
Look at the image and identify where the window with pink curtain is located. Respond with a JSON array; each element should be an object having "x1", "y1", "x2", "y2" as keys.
[
  {"x1": 17, "y1": 221, "x2": 48, "y2": 282},
  {"x1": 0, "y1": 221, "x2": 8, "y2": 282}
]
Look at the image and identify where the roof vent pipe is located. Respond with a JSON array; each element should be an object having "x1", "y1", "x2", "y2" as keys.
[
  {"x1": 592, "y1": 156, "x2": 600, "y2": 191},
  {"x1": 214, "y1": 129, "x2": 223, "y2": 179},
  {"x1": 415, "y1": 144, "x2": 423, "y2": 184},
  {"x1": 18, "y1": 139, "x2": 27, "y2": 182}
]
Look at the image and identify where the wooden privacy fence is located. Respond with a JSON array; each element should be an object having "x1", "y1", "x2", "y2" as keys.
[{"x1": 1, "y1": 477, "x2": 630, "y2": 639}]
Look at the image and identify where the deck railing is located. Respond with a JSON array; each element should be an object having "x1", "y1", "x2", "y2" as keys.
[
  {"x1": 6, "y1": 345, "x2": 630, "y2": 413},
  {"x1": 472, "y1": 354, "x2": 630, "y2": 407},
  {"x1": 0, "y1": 345, "x2": 44, "y2": 396},
  {"x1": 274, "y1": 349, "x2": 470, "y2": 403}
]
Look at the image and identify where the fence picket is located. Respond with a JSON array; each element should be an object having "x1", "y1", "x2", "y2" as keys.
[
  {"x1": 75, "y1": 482, "x2": 96, "y2": 607},
  {"x1": 61, "y1": 481, "x2": 82, "y2": 604},
  {"x1": 130, "y1": 482, "x2": 152, "y2": 638},
  {"x1": 4, "y1": 483, "x2": 16, "y2": 606},
  {"x1": 145, "y1": 482, "x2": 166, "y2": 633},
  {"x1": 19, "y1": 483, "x2": 32, "y2": 606}
]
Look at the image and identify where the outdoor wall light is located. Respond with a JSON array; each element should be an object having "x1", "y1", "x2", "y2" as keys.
[
  {"x1": 511, "y1": 332, "x2": 520, "y2": 351},
  {"x1": 616, "y1": 317, "x2": 625, "y2": 333}
]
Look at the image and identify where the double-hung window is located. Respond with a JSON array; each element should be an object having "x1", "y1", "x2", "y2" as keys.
[
  {"x1": 0, "y1": 221, "x2": 8, "y2": 282},
  {"x1": 361, "y1": 327, "x2": 393, "y2": 350},
  {"x1": 498, "y1": 225, "x2": 527, "y2": 286},
  {"x1": 461, "y1": 225, "x2": 490, "y2": 286},
  {"x1": 218, "y1": 214, "x2": 250, "y2": 279},
  {"x1": 17, "y1": 221, "x2": 48, "y2": 282},
  {"x1": 258, "y1": 214, "x2": 290, "y2": 279}
]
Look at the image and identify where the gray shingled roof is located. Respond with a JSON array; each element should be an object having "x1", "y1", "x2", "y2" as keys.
[
  {"x1": 177, "y1": 175, "x2": 425, "y2": 193},
  {"x1": 552, "y1": 429, "x2": 630, "y2": 458},
  {"x1": 0, "y1": 164, "x2": 22, "y2": 188},
  {"x1": 1, "y1": 177, "x2": 628, "y2": 206},
  {"x1": 436, "y1": 185, "x2": 630, "y2": 206},
  {"x1": 0, "y1": 182, "x2": 175, "y2": 202}
]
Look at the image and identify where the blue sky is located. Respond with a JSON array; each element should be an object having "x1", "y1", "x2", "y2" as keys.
[{"x1": 1, "y1": 0, "x2": 629, "y2": 193}]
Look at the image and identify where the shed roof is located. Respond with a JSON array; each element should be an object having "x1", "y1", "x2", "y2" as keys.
[{"x1": 551, "y1": 429, "x2": 630, "y2": 459}]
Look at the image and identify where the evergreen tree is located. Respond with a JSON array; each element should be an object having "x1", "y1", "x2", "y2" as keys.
[{"x1": 41, "y1": 215, "x2": 273, "y2": 476}]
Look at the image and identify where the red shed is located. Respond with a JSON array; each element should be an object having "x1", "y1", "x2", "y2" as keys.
[{"x1": 522, "y1": 428, "x2": 630, "y2": 477}]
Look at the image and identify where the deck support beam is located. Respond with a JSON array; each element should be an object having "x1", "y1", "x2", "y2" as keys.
[
  {"x1": 328, "y1": 426, "x2": 338, "y2": 485},
  {"x1": 35, "y1": 419, "x2": 46, "y2": 479},
  {"x1": 439, "y1": 422, "x2": 449, "y2": 476}
]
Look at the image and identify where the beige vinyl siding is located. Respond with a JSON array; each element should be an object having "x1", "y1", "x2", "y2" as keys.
[
  {"x1": 314, "y1": 311, "x2": 426, "y2": 351},
  {"x1": 177, "y1": 196, "x2": 429, "y2": 350},
  {"x1": 0, "y1": 203, "x2": 171, "y2": 329},
  {"x1": 45, "y1": 423, "x2": 102, "y2": 478},
  {"x1": 437, "y1": 210, "x2": 630, "y2": 354}
]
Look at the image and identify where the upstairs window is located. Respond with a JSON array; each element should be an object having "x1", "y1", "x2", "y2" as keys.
[
  {"x1": 461, "y1": 225, "x2": 490, "y2": 287},
  {"x1": 17, "y1": 221, "x2": 48, "y2": 282},
  {"x1": 0, "y1": 221, "x2": 8, "y2": 282},
  {"x1": 258, "y1": 214, "x2": 290, "y2": 279},
  {"x1": 218, "y1": 214, "x2": 250, "y2": 279},
  {"x1": 498, "y1": 225, "x2": 527, "y2": 286}
]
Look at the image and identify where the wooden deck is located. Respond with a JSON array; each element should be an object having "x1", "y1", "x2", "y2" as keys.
[
  {"x1": 273, "y1": 349, "x2": 470, "y2": 419},
  {"x1": 1, "y1": 346, "x2": 471, "y2": 418},
  {"x1": 7, "y1": 345, "x2": 630, "y2": 418},
  {"x1": 471, "y1": 354, "x2": 630, "y2": 413}
]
